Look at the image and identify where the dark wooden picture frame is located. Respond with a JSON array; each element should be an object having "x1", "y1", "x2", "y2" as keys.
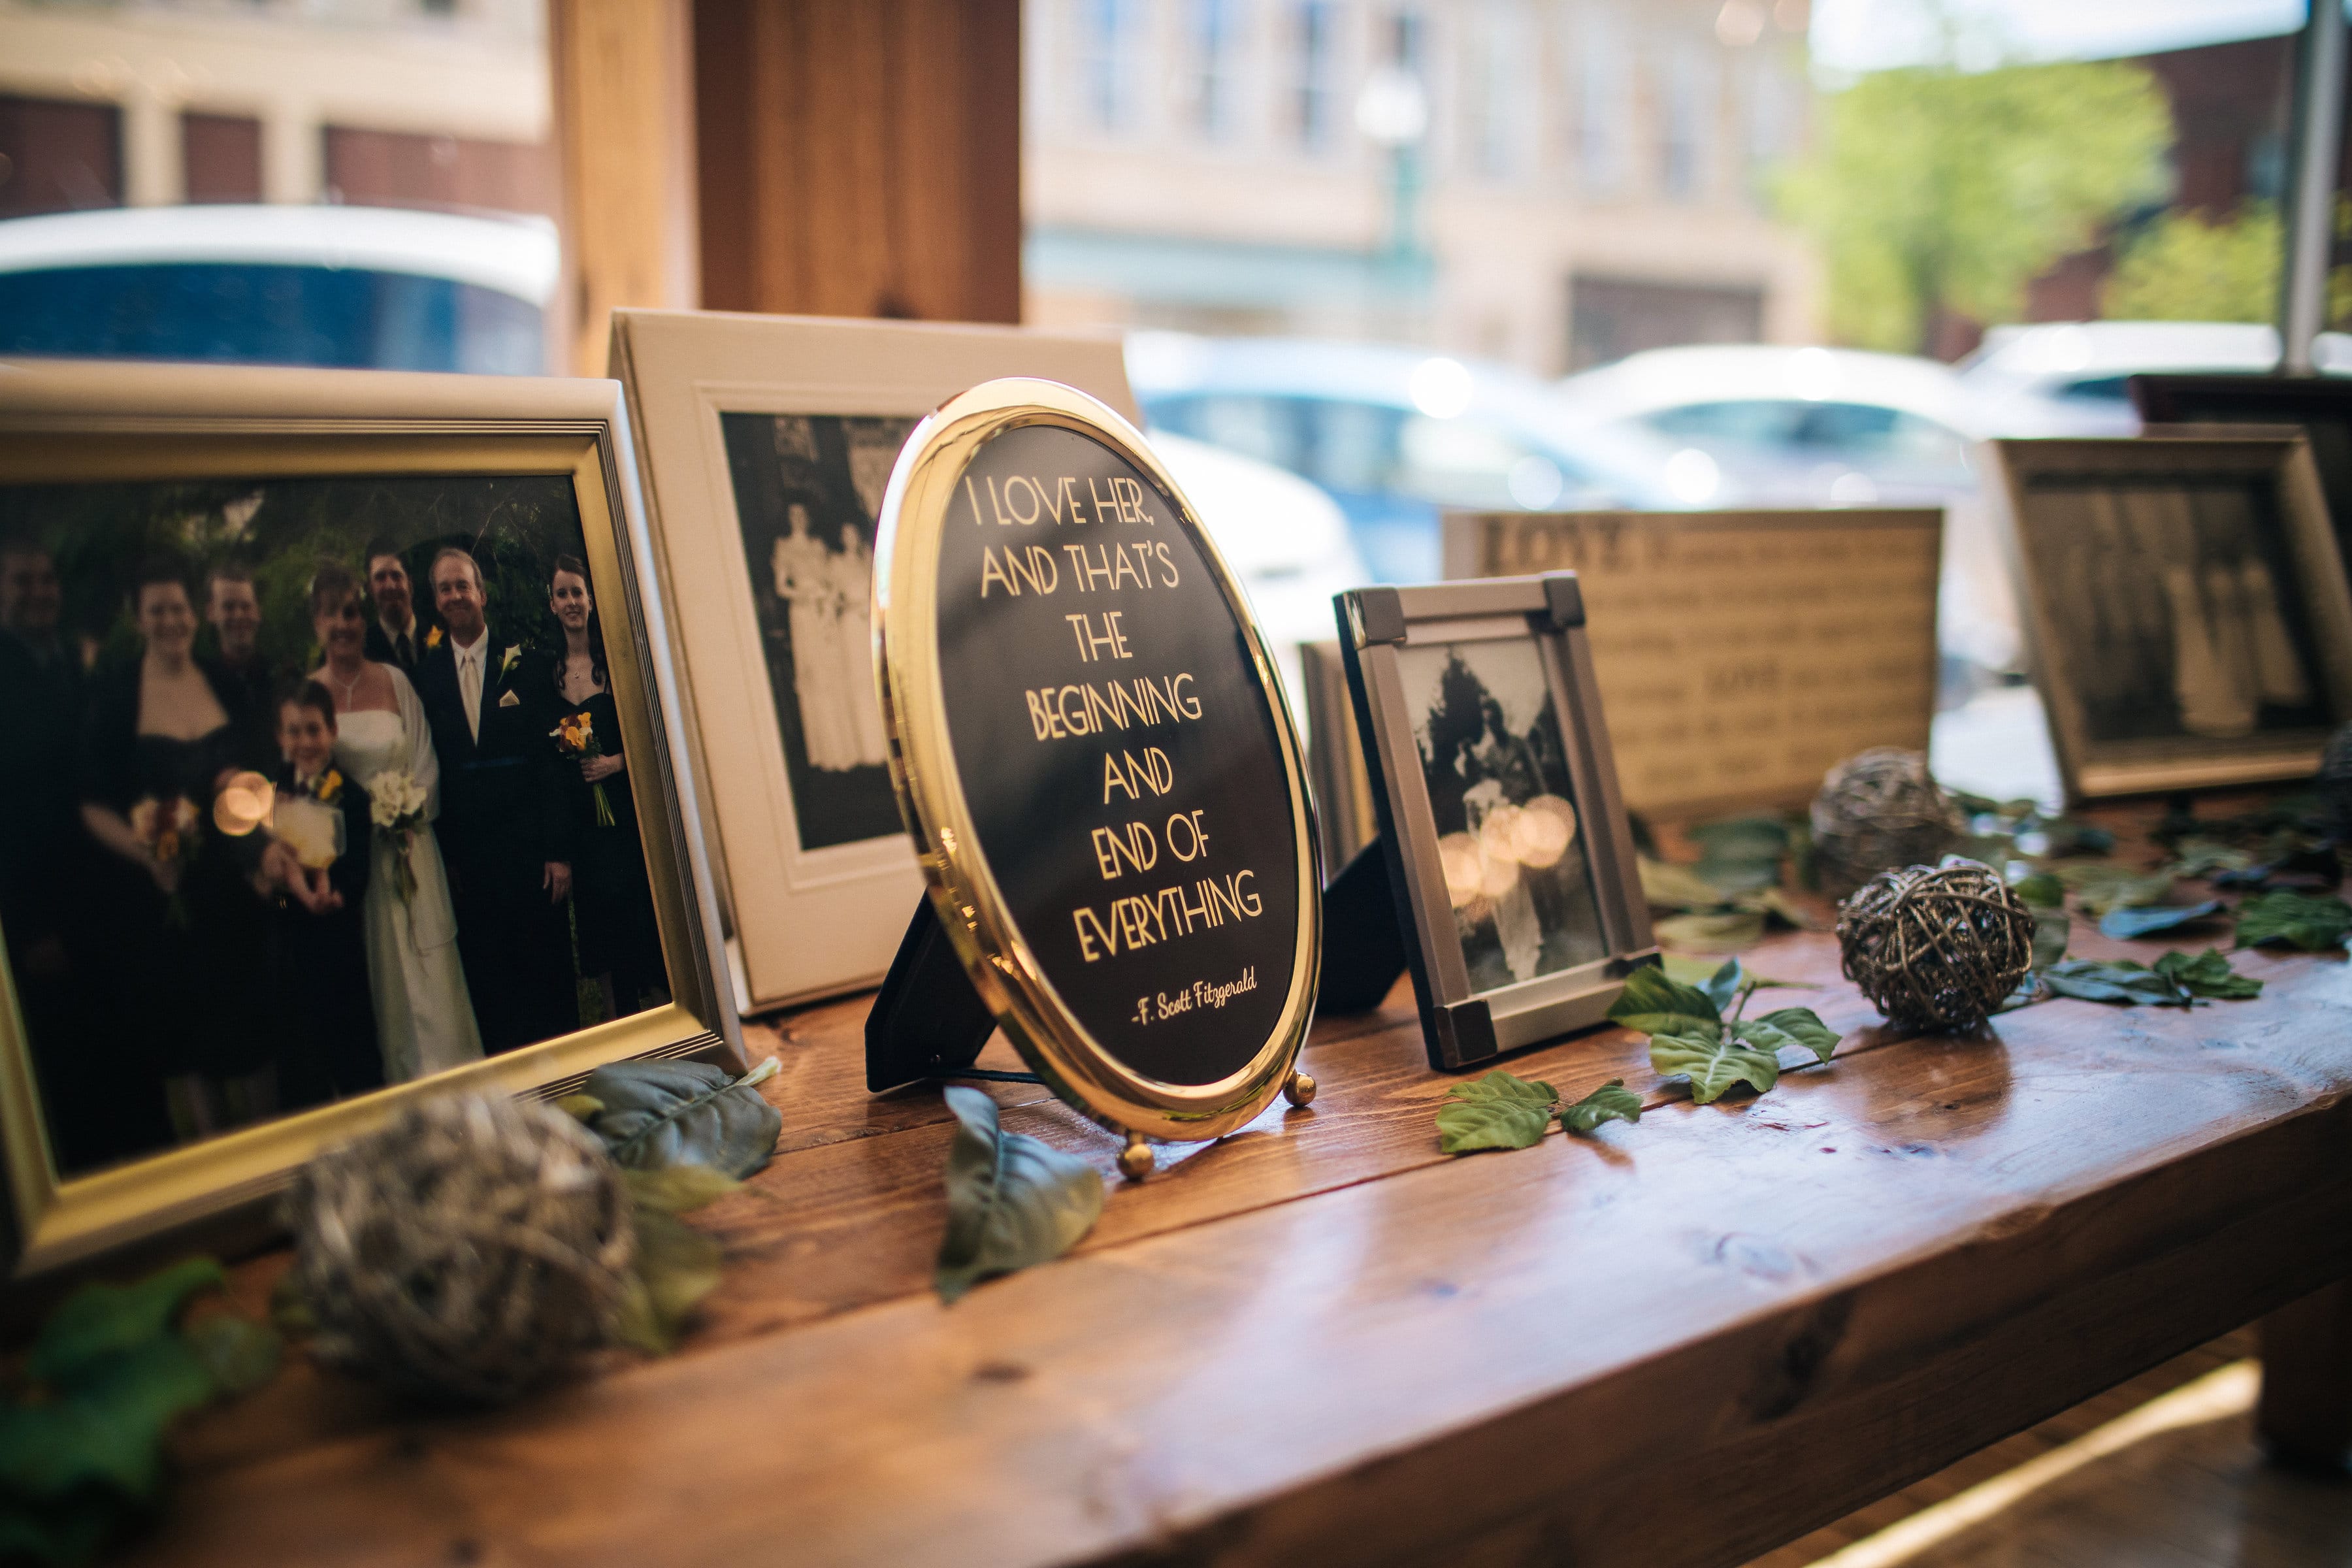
[{"x1": 1337, "y1": 574, "x2": 1655, "y2": 1071}]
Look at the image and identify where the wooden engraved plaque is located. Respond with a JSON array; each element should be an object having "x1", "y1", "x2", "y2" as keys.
[{"x1": 1443, "y1": 510, "x2": 1943, "y2": 819}]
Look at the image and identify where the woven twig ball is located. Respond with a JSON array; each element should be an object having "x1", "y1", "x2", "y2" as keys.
[
  {"x1": 283, "y1": 1094, "x2": 634, "y2": 1406},
  {"x1": 1836, "y1": 858, "x2": 2034, "y2": 1030},
  {"x1": 2321, "y1": 721, "x2": 2352, "y2": 840},
  {"x1": 1811, "y1": 747, "x2": 1962, "y2": 896}
]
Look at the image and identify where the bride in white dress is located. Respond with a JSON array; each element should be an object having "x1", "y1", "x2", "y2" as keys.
[{"x1": 308, "y1": 568, "x2": 483, "y2": 1084}]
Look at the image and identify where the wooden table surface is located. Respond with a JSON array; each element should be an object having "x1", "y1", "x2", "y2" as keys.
[{"x1": 133, "y1": 808, "x2": 2352, "y2": 1567}]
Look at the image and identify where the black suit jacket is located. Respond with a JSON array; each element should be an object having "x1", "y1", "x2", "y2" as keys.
[
  {"x1": 414, "y1": 630, "x2": 572, "y2": 877},
  {"x1": 365, "y1": 618, "x2": 431, "y2": 679},
  {"x1": 0, "y1": 630, "x2": 84, "y2": 934}
]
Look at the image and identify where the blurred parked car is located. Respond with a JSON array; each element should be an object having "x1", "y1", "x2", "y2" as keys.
[
  {"x1": 1556, "y1": 340, "x2": 2021, "y2": 682},
  {"x1": 1957, "y1": 321, "x2": 2284, "y2": 436},
  {"x1": 0, "y1": 204, "x2": 556, "y2": 374},
  {"x1": 1554, "y1": 343, "x2": 1980, "y2": 508},
  {"x1": 1128, "y1": 332, "x2": 1706, "y2": 583},
  {"x1": 1148, "y1": 429, "x2": 1369, "y2": 723}
]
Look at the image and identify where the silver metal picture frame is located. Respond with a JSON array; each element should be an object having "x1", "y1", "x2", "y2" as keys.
[{"x1": 1337, "y1": 574, "x2": 1655, "y2": 1071}]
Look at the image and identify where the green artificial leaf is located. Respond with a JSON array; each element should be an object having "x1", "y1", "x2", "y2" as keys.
[
  {"x1": 2153, "y1": 948, "x2": 2264, "y2": 1000},
  {"x1": 1435, "y1": 1071, "x2": 1561, "y2": 1153},
  {"x1": 1607, "y1": 965, "x2": 1723, "y2": 1037},
  {"x1": 2170, "y1": 838, "x2": 2256, "y2": 879},
  {"x1": 1696, "y1": 857, "x2": 1782, "y2": 895},
  {"x1": 1735, "y1": 1007, "x2": 1842, "y2": 1066},
  {"x1": 1659, "y1": 954, "x2": 1820, "y2": 993},
  {"x1": 2055, "y1": 863, "x2": 2176, "y2": 916},
  {"x1": 2098, "y1": 900, "x2": 2224, "y2": 941},
  {"x1": 2010, "y1": 872, "x2": 2065, "y2": 907},
  {"x1": 578, "y1": 1056, "x2": 782, "y2": 1178},
  {"x1": 1560, "y1": 1079, "x2": 1642, "y2": 1135},
  {"x1": 2029, "y1": 902, "x2": 2072, "y2": 969},
  {"x1": 1639, "y1": 855, "x2": 1727, "y2": 911},
  {"x1": 612, "y1": 1206, "x2": 727, "y2": 1356},
  {"x1": 934, "y1": 1086, "x2": 1105, "y2": 1303},
  {"x1": 28, "y1": 1259, "x2": 224, "y2": 1388},
  {"x1": 2038, "y1": 815, "x2": 2117, "y2": 857},
  {"x1": 2038, "y1": 957, "x2": 2189, "y2": 1007},
  {"x1": 622, "y1": 1164, "x2": 742, "y2": 1215},
  {"x1": 556, "y1": 1093, "x2": 604, "y2": 1122},
  {"x1": 0, "y1": 1337, "x2": 212, "y2": 1502},
  {"x1": 2233, "y1": 890, "x2": 2352, "y2": 951},
  {"x1": 181, "y1": 1315, "x2": 280, "y2": 1398},
  {"x1": 1686, "y1": 815, "x2": 1791, "y2": 862},
  {"x1": 1699, "y1": 956, "x2": 1746, "y2": 1013},
  {"x1": 1737, "y1": 885, "x2": 1816, "y2": 930},
  {"x1": 1654, "y1": 910, "x2": 1768, "y2": 952},
  {"x1": 1650, "y1": 1027, "x2": 1782, "y2": 1105}
]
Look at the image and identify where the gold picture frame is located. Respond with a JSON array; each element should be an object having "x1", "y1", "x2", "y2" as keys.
[
  {"x1": 1985, "y1": 431, "x2": 2352, "y2": 802},
  {"x1": 0, "y1": 361, "x2": 741, "y2": 1277},
  {"x1": 872, "y1": 378, "x2": 1319, "y2": 1146}
]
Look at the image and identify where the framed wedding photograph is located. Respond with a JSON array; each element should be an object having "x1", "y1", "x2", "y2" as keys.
[
  {"x1": 609, "y1": 310, "x2": 1138, "y2": 1013},
  {"x1": 1985, "y1": 431, "x2": 2352, "y2": 801},
  {"x1": 1337, "y1": 575, "x2": 1655, "y2": 1070},
  {"x1": 0, "y1": 359, "x2": 739, "y2": 1277},
  {"x1": 2131, "y1": 374, "x2": 2352, "y2": 584}
]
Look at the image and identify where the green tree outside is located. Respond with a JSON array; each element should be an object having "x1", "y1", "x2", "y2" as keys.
[
  {"x1": 1780, "y1": 57, "x2": 2172, "y2": 353},
  {"x1": 2103, "y1": 203, "x2": 2283, "y2": 323}
]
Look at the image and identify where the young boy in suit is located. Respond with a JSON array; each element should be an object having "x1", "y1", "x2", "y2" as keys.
[{"x1": 269, "y1": 680, "x2": 384, "y2": 1108}]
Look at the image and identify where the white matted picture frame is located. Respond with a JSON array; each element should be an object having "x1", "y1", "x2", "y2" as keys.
[{"x1": 610, "y1": 310, "x2": 1138, "y2": 1013}]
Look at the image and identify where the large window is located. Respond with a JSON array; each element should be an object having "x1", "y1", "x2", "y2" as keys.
[
  {"x1": 1079, "y1": 0, "x2": 1145, "y2": 133},
  {"x1": 1192, "y1": 0, "x2": 1245, "y2": 140},
  {"x1": 1292, "y1": 1, "x2": 1338, "y2": 150}
]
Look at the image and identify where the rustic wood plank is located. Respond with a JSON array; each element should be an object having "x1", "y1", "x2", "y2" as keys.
[
  {"x1": 692, "y1": 0, "x2": 1020, "y2": 323},
  {"x1": 2259, "y1": 1281, "x2": 2352, "y2": 1473},
  {"x1": 129, "y1": 904, "x2": 2352, "y2": 1567}
]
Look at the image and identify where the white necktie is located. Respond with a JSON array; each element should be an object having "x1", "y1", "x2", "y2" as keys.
[{"x1": 461, "y1": 645, "x2": 483, "y2": 742}]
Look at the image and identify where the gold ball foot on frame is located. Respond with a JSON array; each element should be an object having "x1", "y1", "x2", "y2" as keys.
[
  {"x1": 1117, "y1": 1133, "x2": 1155, "y2": 1181},
  {"x1": 1283, "y1": 1071, "x2": 1317, "y2": 1109}
]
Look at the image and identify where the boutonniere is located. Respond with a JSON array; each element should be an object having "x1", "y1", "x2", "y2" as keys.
[
  {"x1": 499, "y1": 645, "x2": 521, "y2": 679},
  {"x1": 425, "y1": 625, "x2": 444, "y2": 651},
  {"x1": 313, "y1": 769, "x2": 344, "y2": 804}
]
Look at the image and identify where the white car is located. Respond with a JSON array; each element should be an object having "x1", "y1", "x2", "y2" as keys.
[
  {"x1": 1957, "y1": 321, "x2": 2285, "y2": 437},
  {"x1": 1147, "y1": 429, "x2": 1370, "y2": 734},
  {"x1": 1555, "y1": 342, "x2": 2017, "y2": 679},
  {"x1": 0, "y1": 203, "x2": 557, "y2": 374}
]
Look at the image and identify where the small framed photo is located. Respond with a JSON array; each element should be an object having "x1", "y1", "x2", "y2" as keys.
[
  {"x1": 1337, "y1": 575, "x2": 1655, "y2": 1070},
  {"x1": 0, "y1": 360, "x2": 740, "y2": 1276},
  {"x1": 609, "y1": 310, "x2": 1137, "y2": 1013},
  {"x1": 1985, "y1": 431, "x2": 2352, "y2": 800}
]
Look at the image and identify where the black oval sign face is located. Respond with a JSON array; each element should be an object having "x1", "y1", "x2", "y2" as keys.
[{"x1": 932, "y1": 422, "x2": 1301, "y2": 1086}]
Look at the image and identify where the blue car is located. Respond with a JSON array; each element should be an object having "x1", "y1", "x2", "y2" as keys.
[{"x1": 1126, "y1": 333, "x2": 1712, "y2": 583}]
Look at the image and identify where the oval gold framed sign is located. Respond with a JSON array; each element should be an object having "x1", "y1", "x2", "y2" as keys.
[{"x1": 873, "y1": 378, "x2": 1321, "y2": 1149}]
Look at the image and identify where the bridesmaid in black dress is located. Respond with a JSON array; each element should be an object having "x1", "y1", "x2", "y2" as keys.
[
  {"x1": 547, "y1": 555, "x2": 666, "y2": 1020},
  {"x1": 78, "y1": 559, "x2": 282, "y2": 1156}
]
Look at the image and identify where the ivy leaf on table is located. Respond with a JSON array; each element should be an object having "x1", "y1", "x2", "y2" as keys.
[
  {"x1": 934, "y1": 1086, "x2": 1105, "y2": 1303},
  {"x1": 2056, "y1": 863, "x2": 2177, "y2": 917},
  {"x1": 1652, "y1": 910, "x2": 1767, "y2": 953},
  {"x1": 2155, "y1": 949, "x2": 2263, "y2": 1000},
  {"x1": 1609, "y1": 965, "x2": 1725, "y2": 1037},
  {"x1": 1659, "y1": 953, "x2": 1820, "y2": 994},
  {"x1": 2038, "y1": 957, "x2": 2193, "y2": 1007},
  {"x1": 1435, "y1": 1070, "x2": 1560, "y2": 1153},
  {"x1": 2009, "y1": 872, "x2": 2072, "y2": 970},
  {"x1": 1561, "y1": 1079, "x2": 1642, "y2": 1135},
  {"x1": 573, "y1": 1056, "x2": 782, "y2": 1179},
  {"x1": 611, "y1": 1167, "x2": 740, "y2": 1356},
  {"x1": 2097, "y1": 900, "x2": 2224, "y2": 941},
  {"x1": 1649, "y1": 1030, "x2": 1784, "y2": 1105},
  {"x1": 1735, "y1": 1009, "x2": 1841, "y2": 1066},
  {"x1": 2232, "y1": 890, "x2": 2352, "y2": 951}
]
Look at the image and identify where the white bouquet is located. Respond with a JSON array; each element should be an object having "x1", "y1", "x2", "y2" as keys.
[{"x1": 367, "y1": 769, "x2": 429, "y2": 902}]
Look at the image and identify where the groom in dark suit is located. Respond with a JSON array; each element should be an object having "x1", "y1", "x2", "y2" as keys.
[{"x1": 416, "y1": 546, "x2": 578, "y2": 1053}]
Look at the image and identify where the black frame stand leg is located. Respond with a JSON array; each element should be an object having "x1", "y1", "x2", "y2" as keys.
[
  {"x1": 865, "y1": 898, "x2": 999, "y2": 1092},
  {"x1": 1317, "y1": 843, "x2": 1407, "y2": 1015}
]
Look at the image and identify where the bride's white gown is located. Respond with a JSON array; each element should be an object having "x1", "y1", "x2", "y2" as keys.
[{"x1": 334, "y1": 670, "x2": 483, "y2": 1084}]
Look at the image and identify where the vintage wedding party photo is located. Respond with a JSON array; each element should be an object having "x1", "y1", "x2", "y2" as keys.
[
  {"x1": 719, "y1": 412, "x2": 916, "y2": 852},
  {"x1": 0, "y1": 471, "x2": 670, "y2": 1176},
  {"x1": 1396, "y1": 635, "x2": 1610, "y2": 995}
]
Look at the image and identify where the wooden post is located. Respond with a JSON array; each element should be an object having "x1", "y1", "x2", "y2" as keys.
[
  {"x1": 691, "y1": 0, "x2": 1021, "y2": 324},
  {"x1": 2258, "y1": 1280, "x2": 2352, "y2": 1473},
  {"x1": 549, "y1": 0, "x2": 700, "y2": 376}
]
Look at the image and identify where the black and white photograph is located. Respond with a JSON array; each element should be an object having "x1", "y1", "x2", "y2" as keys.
[
  {"x1": 719, "y1": 412, "x2": 914, "y2": 852},
  {"x1": 2018, "y1": 476, "x2": 2331, "y2": 747},
  {"x1": 1395, "y1": 635, "x2": 1609, "y2": 995},
  {"x1": 0, "y1": 470, "x2": 671, "y2": 1177}
]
